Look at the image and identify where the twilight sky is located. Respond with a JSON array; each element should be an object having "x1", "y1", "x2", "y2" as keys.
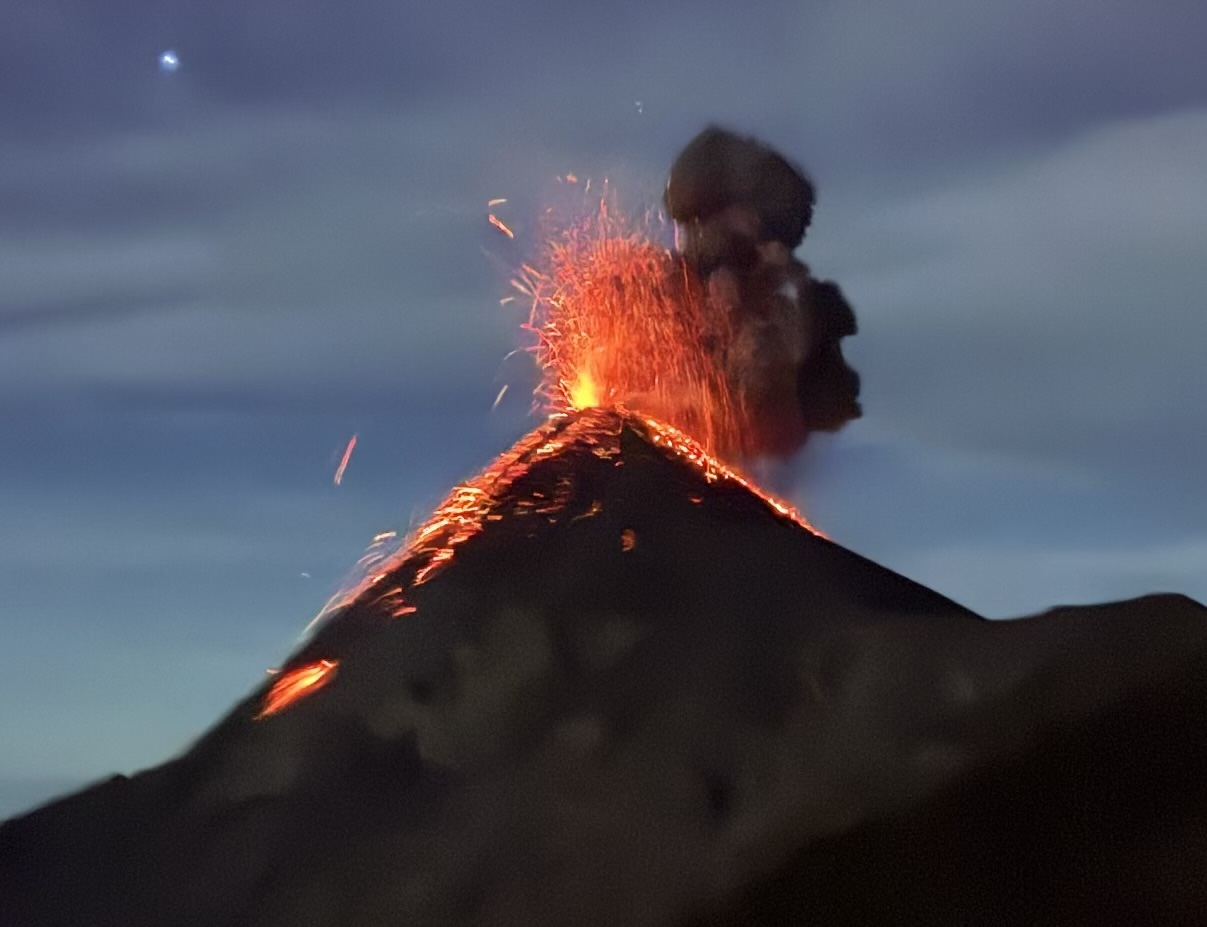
[{"x1": 2, "y1": 0, "x2": 1205, "y2": 817}]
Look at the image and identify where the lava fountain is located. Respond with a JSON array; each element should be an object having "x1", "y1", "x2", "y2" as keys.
[{"x1": 259, "y1": 127, "x2": 859, "y2": 719}]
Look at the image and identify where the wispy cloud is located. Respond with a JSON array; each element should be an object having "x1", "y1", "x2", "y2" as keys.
[
  {"x1": 2, "y1": 0, "x2": 1204, "y2": 800},
  {"x1": 818, "y1": 109, "x2": 1207, "y2": 485}
]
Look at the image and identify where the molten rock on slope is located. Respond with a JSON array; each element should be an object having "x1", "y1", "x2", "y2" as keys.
[{"x1": 3, "y1": 409, "x2": 1206, "y2": 926}]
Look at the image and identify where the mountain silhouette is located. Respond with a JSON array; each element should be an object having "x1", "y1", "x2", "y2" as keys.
[{"x1": 4, "y1": 409, "x2": 1205, "y2": 926}]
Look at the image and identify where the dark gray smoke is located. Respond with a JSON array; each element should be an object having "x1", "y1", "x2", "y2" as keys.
[{"x1": 665, "y1": 127, "x2": 861, "y2": 457}]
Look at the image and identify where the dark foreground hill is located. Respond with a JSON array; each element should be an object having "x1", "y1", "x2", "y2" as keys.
[{"x1": 3, "y1": 409, "x2": 1205, "y2": 926}]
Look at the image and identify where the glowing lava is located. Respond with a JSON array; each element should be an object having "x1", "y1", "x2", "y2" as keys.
[
  {"x1": 258, "y1": 659, "x2": 339, "y2": 718},
  {"x1": 514, "y1": 198, "x2": 748, "y2": 459},
  {"x1": 258, "y1": 188, "x2": 821, "y2": 720},
  {"x1": 569, "y1": 370, "x2": 600, "y2": 409}
]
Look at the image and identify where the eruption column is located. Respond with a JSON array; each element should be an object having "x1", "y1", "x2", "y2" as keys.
[{"x1": 524, "y1": 127, "x2": 861, "y2": 460}]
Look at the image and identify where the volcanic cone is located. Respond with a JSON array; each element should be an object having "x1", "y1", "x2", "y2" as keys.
[{"x1": 3, "y1": 408, "x2": 1206, "y2": 926}]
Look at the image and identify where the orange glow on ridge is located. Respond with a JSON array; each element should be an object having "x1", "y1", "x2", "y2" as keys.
[
  {"x1": 257, "y1": 659, "x2": 338, "y2": 718},
  {"x1": 261, "y1": 181, "x2": 826, "y2": 720}
]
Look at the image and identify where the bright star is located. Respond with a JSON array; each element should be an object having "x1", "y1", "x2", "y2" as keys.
[{"x1": 158, "y1": 50, "x2": 180, "y2": 73}]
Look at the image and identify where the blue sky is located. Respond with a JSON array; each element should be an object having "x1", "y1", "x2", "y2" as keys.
[{"x1": 2, "y1": 0, "x2": 1205, "y2": 817}]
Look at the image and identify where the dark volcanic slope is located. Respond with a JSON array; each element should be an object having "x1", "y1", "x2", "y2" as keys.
[{"x1": 3, "y1": 410, "x2": 1206, "y2": 927}]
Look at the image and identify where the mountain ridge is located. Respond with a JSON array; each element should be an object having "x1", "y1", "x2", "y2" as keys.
[{"x1": 3, "y1": 409, "x2": 1204, "y2": 925}]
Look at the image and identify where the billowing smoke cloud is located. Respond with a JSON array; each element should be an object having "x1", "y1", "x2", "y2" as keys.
[{"x1": 665, "y1": 127, "x2": 861, "y2": 457}]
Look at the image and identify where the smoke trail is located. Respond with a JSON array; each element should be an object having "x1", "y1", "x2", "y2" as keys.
[{"x1": 665, "y1": 127, "x2": 861, "y2": 457}]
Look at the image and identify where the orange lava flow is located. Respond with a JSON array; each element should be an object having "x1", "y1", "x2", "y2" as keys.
[
  {"x1": 257, "y1": 659, "x2": 339, "y2": 718},
  {"x1": 637, "y1": 413, "x2": 817, "y2": 530},
  {"x1": 314, "y1": 410, "x2": 815, "y2": 621},
  {"x1": 516, "y1": 197, "x2": 745, "y2": 458}
]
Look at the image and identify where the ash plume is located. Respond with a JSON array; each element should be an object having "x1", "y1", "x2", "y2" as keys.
[{"x1": 665, "y1": 126, "x2": 861, "y2": 456}]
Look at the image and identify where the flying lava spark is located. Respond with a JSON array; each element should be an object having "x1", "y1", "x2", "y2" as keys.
[{"x1": 333, "y1": 434, "x2": 358, "y2": 486}]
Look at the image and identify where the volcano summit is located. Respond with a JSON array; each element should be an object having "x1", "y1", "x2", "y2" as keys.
[
  {"x1": 4, "y1": 128, "x2": 1206, "y2": 925},
  {"x1": 3, "y1": 408, "x2": 1206, "y2": 926}
]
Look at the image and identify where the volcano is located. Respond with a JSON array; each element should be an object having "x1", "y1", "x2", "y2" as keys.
[{"x1": 3, "y1": 408, "x2": 1206, "y2": 926}]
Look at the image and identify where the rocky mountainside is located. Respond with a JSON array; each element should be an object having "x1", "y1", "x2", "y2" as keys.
[{"x1": 4, "y1": 409, "x2": 1205, "y2": 926}]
